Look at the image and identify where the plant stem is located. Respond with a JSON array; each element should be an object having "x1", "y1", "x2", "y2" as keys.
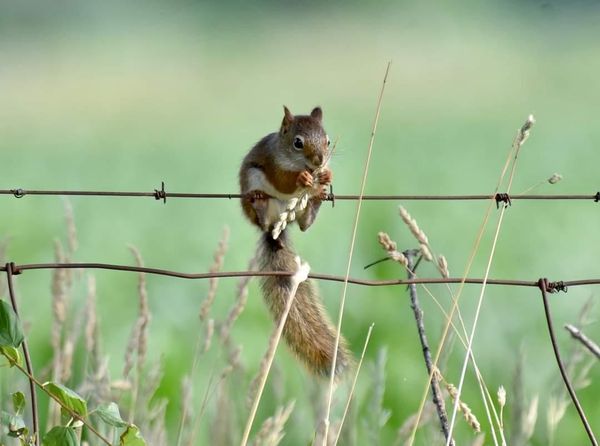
[
  {"x1": 404, "y1": 251, "x2": 454, "y2": 446},
  {"x1": 5, "y1": 263, "x2": 40, "y2": 446}
]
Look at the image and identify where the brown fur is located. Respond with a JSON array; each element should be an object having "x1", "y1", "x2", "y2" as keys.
[
  {"x1": 258, "y1": 231, "x2": 352, "y2": 378},
  {"x1": 239, "y1": 107, "x2": 351, "y2": 377}
]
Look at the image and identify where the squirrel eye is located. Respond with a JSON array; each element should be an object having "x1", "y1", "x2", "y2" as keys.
[
  {"x1": 327, "y1": 137, "x2": 331, "y2": 147},
  {"x1": 293, "y1": 136, "x2": 304, "y2": 150}
]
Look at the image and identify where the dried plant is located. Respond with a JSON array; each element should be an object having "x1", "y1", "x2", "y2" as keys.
[
  {"x1": 363, "y1": 347, "x2": 391, "y2": 445},
  {"x1": 435, "y1": 369, "x2": 481, "y2": 434},
  {"x1": 377, "y1": 232, "x2": 408, "y2": 267},
  {"x1": 398, "y1": 206, "x2": 433, "y2": 261},
  {"x1": 252, "y1": 401, "x2": 295, "y2": 446},
  {"x1": 200, "y1": 226, "x2": 230, "y2": 322}
]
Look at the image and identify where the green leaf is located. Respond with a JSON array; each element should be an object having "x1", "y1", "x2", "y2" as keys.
[
  {"x1": 120, "y1": 425, "x2": 146, "y2": 446},
  {"x1": 96, "y1": 402, "x2": 128, "y2": 428},
  {"x1": 43, "y1": 382, "x2": 88, "y2": 418},
  {"x1": 12, "y1": 392, "x2": 26, "y2": 416},
  {"x1": 42, "y1": 426, "x2": 78, "y2": 446},
  {"x1": 0, "y1": 345, "x2": 22, "y2": 367},
  {"x1": 1, "y1": 410, "x2": 27, "y2": 438},
  {"x1": 0, "y1": 300, "x2": 24, "y2": 348}
]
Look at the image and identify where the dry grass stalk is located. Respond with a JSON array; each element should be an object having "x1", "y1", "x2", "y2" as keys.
[
  {"x1": 471, "y1": 434, "x2": 486, "y2": 446},
  {"x1": 437, "y1": 255, "x2": 450, "y2": 279},
  {"x1": 497, "y1": 386, "x2": 506, "y2": 427},
  {"x1": 200, "y1": 226, "x2": 230, "y2": 322},
  {"x1": 179, "y1": 375, "x2": 194, "y2": 442},
  {"x1": 446, "y1": 382, "x2": 481, "y2": 433},
  {"x1": 252, "y1": 401, "x2": 295, "y2": 446},
  {"x1": 242, "y1": 257, "x2": 310, "y2": 446},
  {"x1": 220, "y1": 256, "x2": 257, "y2": 345},
  {"x1": 124, "y1": 245, "x2": 152, "y2": 425},
  {"x1": 377, "y1": 232, "x2": 408, "y2": 267},
  {"x1": 365, "y1": 347, "x2": 391, "y2": 445},
  {"x1": 522, "y1": 395, "x2": 539, "y2": 442},
  {"x1": 513, "y1": 115, "x2": 535, "y2": 149},
  {"x1": 398, "y1": 206, "x2": 429, "y2": 246},
  {"x1": 394, "y1": 402, "x2": 436, "y2": 446},
  {"x1": 123, "y1": 245, "x2": 151, "y2": 379},
  {"x1": 222, "y1": 344, "x2": 242, "y2": 379},
  {"x1": 51, "y1": 239, "x2": 68, "y2": 355},
  {"x1": 434, "y1": 369, "x2": 481, "y2": 434},
  {"x1": 63, "y1": 199, "x2": 78, "y2": 255},
  {"x1": 334, "y1": 323, "x2": 375, "y2": 445},
  {"x1": 85, "y1": 275, "x2": 97, "y2": 356},
  {"x1": 202, "y1": 318, "x2": 215, "y2": 354},
  {"x1": 546, "y1": 396, "x2": 568, "y2": 445}
]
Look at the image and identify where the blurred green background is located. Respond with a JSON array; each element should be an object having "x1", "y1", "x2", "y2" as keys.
[{"x1": 1, "y1": 1, "x2": 600, "y2": 444}]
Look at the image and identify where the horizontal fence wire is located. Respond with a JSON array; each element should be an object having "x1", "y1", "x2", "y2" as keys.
[
  {"x1": 1, "y1": 262, "x2": 599, "y2": 289},
  {"x1": 1, "y1": 185, "x2": 599, "y2": 203}
]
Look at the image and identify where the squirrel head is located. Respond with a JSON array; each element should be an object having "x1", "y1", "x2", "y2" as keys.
[{"x1": 279, "y1": 106, "x2": 330, "y2": 171}]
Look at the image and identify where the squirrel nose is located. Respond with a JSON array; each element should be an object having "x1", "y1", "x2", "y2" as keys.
[{"x1": 314, "y1": 153, "x2": 323, "y2": 166}]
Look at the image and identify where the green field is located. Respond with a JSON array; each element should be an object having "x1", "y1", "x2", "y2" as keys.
[{"x1": 1, "y1": 2, "x2": 600, "y2": 445}]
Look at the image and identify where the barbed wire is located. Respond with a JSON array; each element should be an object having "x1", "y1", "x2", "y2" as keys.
[{"x1": 1, "y1": 184, "x2": 599, "y2": 205}]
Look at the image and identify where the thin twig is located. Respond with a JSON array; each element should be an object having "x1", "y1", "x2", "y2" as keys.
[
  {"x1": 404, "y1": 251, "x2": 455, "y2": 446},
  {"x1": 565, "y1": 324, "x2": 600, "y2": 360},
  {"x1": 13, "y1": 362, "x2": 112, "y2": 446},
  {"x1": 446, "y1": 115, "x2": 534, "y2": 445},
  {"x1": 333, "y1": 323, "x2": 375, "y2": 445},
  {"x1": 5, "y1": 263, "x2": 40, "y2": 446},
  {"x1": 323, "y1": 62, "x2": 391, "y2": 444},
  {"x1": 538, "y1": 279, "x2": 598, "y2": 445},
  {"x1": 240, "y1": 259, "x2": 310, "y2": 446}
]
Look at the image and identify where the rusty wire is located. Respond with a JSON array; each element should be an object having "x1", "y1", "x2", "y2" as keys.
[
  {"x1": 538, "y1": 278, "x2": 598, "y2": 445},
  {"x1": 1, "y1": 185, "x2": 599, "y2": 203},
  {"x1": 1, "y1": 261, "x2": 600, "y2": 289}
]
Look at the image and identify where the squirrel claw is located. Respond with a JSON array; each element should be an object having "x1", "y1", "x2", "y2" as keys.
[
  {"x1": 246, "y1": 190, "x2": 269, "y2": 203},
  {"x1": 317, "y1": 186, "x2": 329, "y2": 200},
  {"x1": 297, "y1": 170, "x2": 314, "y2": 188},
  {"x1": 316, "y1": 169, "x2": 332, "y2": 185}
]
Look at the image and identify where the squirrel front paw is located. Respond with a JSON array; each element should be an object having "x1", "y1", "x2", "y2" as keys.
[
  {"x1": 297, "y1": 170, "x2": 314, "y2": 188},
  {"x1": 245, "y1": 190, "x2": 269, "y2": 203},
  {"x1": 315, "y1": 168, "x2": 333, "y2": 186}
]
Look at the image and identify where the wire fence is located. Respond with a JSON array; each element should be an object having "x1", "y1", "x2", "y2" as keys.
[
  {"x1": 1, "y1": 184, "x2": 599, "y2": 205},
  {"x1": 2, "y1": 183, "x2": 600, "y2": 445}
]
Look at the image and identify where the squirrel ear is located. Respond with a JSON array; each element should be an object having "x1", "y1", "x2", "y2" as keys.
[
  {"x1": 310, "y1": 107, "x2": 323, "y2": 122},
  {"x1": 281, "y1": 106, "x2": 294, "y2": 134}
]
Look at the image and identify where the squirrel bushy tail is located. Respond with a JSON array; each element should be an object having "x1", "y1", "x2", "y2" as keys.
[{"x1": 257, "y1": 230, "x2": 352, "y2": 378}]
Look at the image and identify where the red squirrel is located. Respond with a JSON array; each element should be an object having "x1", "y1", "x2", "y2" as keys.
[{"x1": 239, "y1": 106, "x2": 352, "y2": 378}]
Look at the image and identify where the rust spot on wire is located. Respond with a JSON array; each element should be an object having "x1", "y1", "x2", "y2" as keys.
[
  {"x1": 495, "y1": 193, "x2": 511, "y2": 209},
  {"x1": 8, "y1": 262, "x2": 22, "y2": 275},
  {"x1": 154, "y1": 181, "x2": 167, "y2": 204}
]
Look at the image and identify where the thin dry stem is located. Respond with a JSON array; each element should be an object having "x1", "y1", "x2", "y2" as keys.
[
  {"x1": 445, "y1": 115, "x2": 534, "y2": 445},
  {"x1": 437, "y1": 370, "x2": 481, "y2": 433},
  {"x1": 220, "y1": 256, "x2": 257, "y2": 345},
  {"x1": 334, "y1": 323, "x2": 375, "y2": 445},
  {"x1": 252, "y1": 401, "x2": 295, "y2": 446},
  {"x1": 323, "y1": 61, "x2": 391, "y2": 444},
  {"x1": 241, "y1": 258, "x2": 310, "y2": 446},
  {"x1": 377, "y1": 232, "x2": 408, "y2": 267},
  {"x1": 200, "y1": 226, "x2": 230, "y2": 321}
]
